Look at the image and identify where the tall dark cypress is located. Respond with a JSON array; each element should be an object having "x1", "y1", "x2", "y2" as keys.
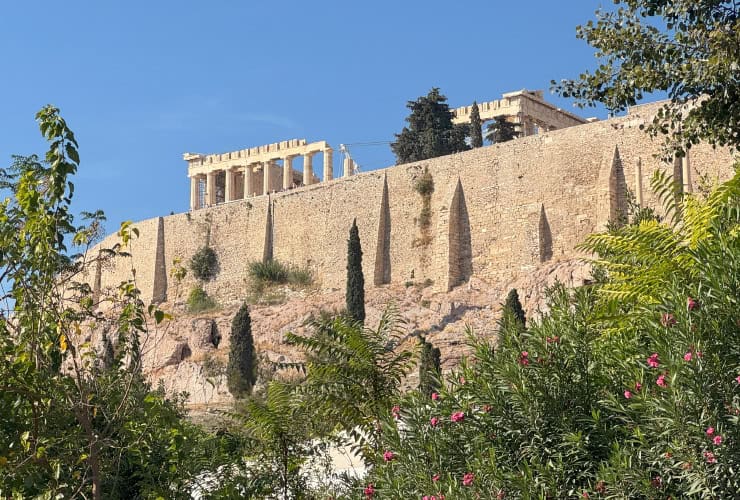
[
  {"x1": 346, "y1": 219, "x2": 366, "y2": 323},
  {"x1": 227, "y1": 303, "x2": 257, "y2": 398},
  {"x1": 418, "y1": 336, "x2": 441, "y2": 397},
  {"x1": 504, "y1": 288, "x2": 526, "y2": 328},
  {"x1": 470, "y1": 101, "x2": 483, "y2": 148}
]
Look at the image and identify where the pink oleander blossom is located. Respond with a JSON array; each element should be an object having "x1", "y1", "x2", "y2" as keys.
[
  {"x1": 391, "y1": 405, "x2": 400, "y2": 419},
  {"x1": 687, "y1": 297, "x2": 698, "y2": 311},
  {"x1": 714, "y1": 435, "x2": 723, "y2": 445},
  {"x1": 430, "y1": 417, "x2": 439, "y2": 427},
  {"x1": 519, "y1": 351, "x2": 530, "y2": 366},
  {"x1": 624, "y1": 390, "x2": 632, "y2": 399},
  {"x1": 431, "y1": 392, "x2": 440, "y2": 401},
  {"x1": 383, "y1": 451, "x2": 395, "y2": 462},
  {"x1": 647, "y1": 353, "x2": 660, "y2": 368},
  {"x1": 656, "y1": 374, "x2": 667, "y2": 387},
  {"x1": 684, "y1": 352, "x2": 693, "y2": 362},
  {"x1": 451, "y1": 411, "x2": 465, "y2": 423},
  {"x1": 661, "y1": 313, "x2": 677, "y2": 327},
  {"x1": 735, "y1": 375, "x2": 740, "y2": 384},
  {"x1": 704, "y1": 451, "x2": 717, "y2": 464},
  {"x1": 707, "y1": 426, "x2": 715, "y2": 436},
  {"x1": 635, "y1": 382, "x2": 642, "y2": 391},
  {"x1": 364, "y1": 484, "x2": 375, "y2": 498},
  {"x1": 462, "y1": 472, "x2": 474, "y2": 486},
  {"x1": 432, "y1": 474, "x2": 440, "y2": 482}
]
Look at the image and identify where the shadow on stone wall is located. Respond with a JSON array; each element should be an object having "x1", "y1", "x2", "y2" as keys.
[
  {"x1": 538, "y1": 204, "x2": 553, "y2": 263},
  {"x1": 448, "y1": 179, "x2": 472, "y2": 290},
  {"x1": 374, "y1": 175, "x2": 391, "y2": 286}
]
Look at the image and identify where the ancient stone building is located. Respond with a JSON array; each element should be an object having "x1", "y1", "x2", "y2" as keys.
[{"x1": 84, "y1": 99, "x2": 735, "y2": 307}]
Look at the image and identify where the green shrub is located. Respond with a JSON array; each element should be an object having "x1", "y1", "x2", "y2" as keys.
[
  {"x1": 187, "y1": 286, "x2": 218, "y2": 313},
  {"x1": 189, "y1": 246, "x2": 219, "y2": 281},
  {"x1": 414, "y1": 167, "x2": 435, "y2": 196},
  {"x1": 248, "y1": 259, "x2": 313, "y2": 287}
]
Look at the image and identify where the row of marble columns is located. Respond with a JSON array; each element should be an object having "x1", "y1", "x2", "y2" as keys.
[{"x1": 190, "y1": 149, "x2": 334, "y2": 210}]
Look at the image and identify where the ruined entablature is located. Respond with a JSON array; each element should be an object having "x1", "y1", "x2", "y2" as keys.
[{"x1": 452, "y1": 89, "x2": 590, "y2": 136}]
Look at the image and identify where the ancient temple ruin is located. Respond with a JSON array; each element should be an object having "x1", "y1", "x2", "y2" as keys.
[
  {"x1": 452, "y1": 89, "x2": 590, "y2": 136},
  {"x1": 184, "y1": 139, "x2": 353, "y2": 210}
]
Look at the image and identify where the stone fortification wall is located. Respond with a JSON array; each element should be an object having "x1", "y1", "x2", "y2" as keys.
[{"x1": 86, "y1": 101, "x2": 736, "y2": 306}]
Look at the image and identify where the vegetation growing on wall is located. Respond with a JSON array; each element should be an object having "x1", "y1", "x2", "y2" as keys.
[
  {"x1": 413, "y1": 167, "x2": 434, "y2": 247},
  {"x1": 189, "y1": 245, "x2": 219, "y2": 281},
  {"x1": 187, "y1": 285, "x2": 218, "y2": 313}
]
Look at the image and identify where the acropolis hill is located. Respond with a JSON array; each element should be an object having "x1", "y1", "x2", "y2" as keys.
[
  {"x1": 78, "y1": 90, "x2": 736, "y2": 406},
  {"x1": 84, "y1": 92, "x2": 734, "y2": 308}
]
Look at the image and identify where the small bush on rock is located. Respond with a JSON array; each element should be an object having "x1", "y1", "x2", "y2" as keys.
[{"x1": 187, "y1": 286, "x2": 217, "y2": 313}]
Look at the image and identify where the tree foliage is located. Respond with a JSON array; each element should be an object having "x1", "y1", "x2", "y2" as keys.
[
  {"x1": 227, "y1": 303, "x2": 257, "y2": 398},
  {"x1": 346, "y1": 219, "x2": 366, "y2": 323},
  {"x1": 0, "y1": 107, "x2": 220, "y2": 499},
  {"x1": 469, "y1": 101, "x2": 483, "y2": 148},
  {"x1": 503, "y1": 288, "x2": 526, "y2": 328},
  {"x1": 553, "y1": 1, "x2": 740, "y2": 157},
  {"x1": 391, "y1": 88, "x2": 470, "y2": 164},
  {"x1": 485, "y1": 116, "x2": 518, "y2": 144},
  {"x1": 190, "y1": 245, "x2": 219, "y2": 281}
]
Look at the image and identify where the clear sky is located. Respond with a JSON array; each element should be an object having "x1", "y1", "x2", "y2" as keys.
[{"x1": 0, "y1": 1, "x2": 619, "y2": 234}]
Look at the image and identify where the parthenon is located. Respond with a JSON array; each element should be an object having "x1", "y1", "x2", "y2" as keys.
[
  {"x1": 185, "y1": 139, "x2": 350, "y2": 210},
  {"x1": 452, "y1": 89, "x2": 590, "y2": 136}
]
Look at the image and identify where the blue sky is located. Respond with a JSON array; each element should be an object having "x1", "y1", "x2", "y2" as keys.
[{"x1": 0, "y1": 1, "x2": 617, "y2": 234}]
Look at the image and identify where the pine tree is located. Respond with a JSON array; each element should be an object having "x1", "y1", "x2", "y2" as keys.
[
  {"x1": 227, "y1": 303, "x2": 257, "y2": 398},
  {"x1": 391, "y1": 88, "x2": 470, "y2": 164},
  {"x1": 503, "y1": 288, "x2": 526, "y2": 327},
  {"x1": 469, "y1": 101, "x2": 483, "y2": 148},
  {"x1": 346, "y1": 219, "x2": 366, "y2": 323},
  {"x1": 418, "y1": 336, "x2": 441, "y2": 397},
  {"x1": 485, "y1": 117, "x2": 518, "y2": 144}
]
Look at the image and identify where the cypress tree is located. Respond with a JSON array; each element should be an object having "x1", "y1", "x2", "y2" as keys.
[
  {"x1": 227, "y1": 303, "x2": 257, "y2": 398},
  {"x1": 503, "y1": 288, "x2": 526, "y2": 327},
  {"x1": 346, "y1": 219, "x2": 366, "y2": 323},
  {"x1": 470, "y1": 101, "x2": 483, "y2": 148},
  {"x1": 418, "y1": 336, "x2": 441, "y2": 397}
]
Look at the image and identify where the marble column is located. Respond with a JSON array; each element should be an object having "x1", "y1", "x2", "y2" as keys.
[
  {"x1": 225, "y1": 167, "x2": 234, "y2": 202},
  {"x1": 263, "y1": 160, "x2": 273, "y2": 195},
  {"x1": 244, "y1": 165, "x2": 254, "y2": 197},
  {"x1": 283, "y1": 156, "x2": 294, "y2": 190},
  {"x1": 303, "y1": 153, "x2": 313, "y2": 186},
  {"x1": 189, "y1": 175, "x2": 199, "y2": 210},
  {"x1": 682, "y1": 153, "x2": 692, "y2": 193},
  {"x1": 343, "y1": 157, "x2": 352, "y2": 177},
  {"x1": 323, "y1": 148, "x2": 333, "y2": 182},
  {"x1": 206, "y1": 171, "x2": 216, "y2": 206}
]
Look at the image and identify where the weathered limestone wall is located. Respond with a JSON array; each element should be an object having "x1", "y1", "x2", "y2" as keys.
[{"x1": 85, "y1": 101, "x2": 736, "y2": 306}]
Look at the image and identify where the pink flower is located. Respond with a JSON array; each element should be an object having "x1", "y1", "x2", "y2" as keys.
[
  {"x1": 656, "y1": 374, "x2": 668, "y2": 387},
  {"x1": 647, "y1": 353, "x2": 660, "y2": 368},
  {"x1": 687, "y1": 297, "x2": 698, "y2": 311},
  {"x1": 519, "y1": 351, "x2": 530, "y2": 366},
  {"x1": 391, "y1": 405, "x2": 401, "y2": 419},
  {"x1": 714, "y1": 435, "x2": 723, "y2": 445},
  {"x1": 459, "y1": 376, "x2": 466, "y2": 385},
  {"x1": 462, "y1": 472, "x2": 474, "y2": 486},
  {"x1": 735, "y1": 375, "x2": 740, "y2": 384},
  {"x1": 450, "y1": 411, "x2": 465, "y2": 423},
  {"x1": 661, "y1": 313, "x2": 677, "y2": 327},
  {"x1": 364, "y1": 484, "x2": 375, "y2": 498},
  {"x1": 684, "y1": 352, "x2": 693, "y2": 362},
  {"x1": 383, "y1": 450, "x2": 395, "y2": 462},
  {"x1": 624, "y1": 390, "x2": 632, "y2": 399},
  {"x1": 431, "y1": 392, "x2": 440, "y2": 401},
  {"x1": 483, "y1": 404, "x2": 492, "y2": 413},
  {"x1": 432, "y1": 474, "x2": 440, "y2": 482},
  {"x1": 582, "y1": 492, "x2": 589, "y2": 499},
  {"x1": 706, "y1": 426, "x2": 715, "y2": 436},
  {"x1": 430, "y1": 417, "x2": 439, "y2": 427},
  {"x1": 635, "y1": 382, "x2": 643, "y2": 391},
  {"x1": 422, "y1": 496, "x2": 436, "y2": 500},
  {"x1": 546, "y1": 336, "x2": 560, "y2": 344},
  {"x1": 704, "y1": 451, "x2": 717, "y2": 464}
]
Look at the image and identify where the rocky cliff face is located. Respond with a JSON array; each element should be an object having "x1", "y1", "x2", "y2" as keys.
[{"x1": 120, "y1": 258, "x2": 591, "y2": 412}]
